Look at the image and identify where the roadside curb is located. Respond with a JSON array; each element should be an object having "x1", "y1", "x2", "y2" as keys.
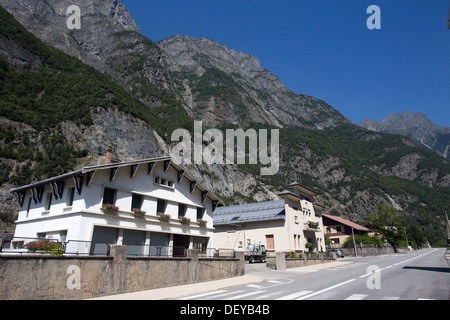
[{"x1": 90, "y1": 275, "x2": 265, "y2": 300}]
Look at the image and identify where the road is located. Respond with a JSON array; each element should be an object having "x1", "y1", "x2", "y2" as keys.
[{"x1": 178, "y1": 248, "x2": 449, "y2": 300}]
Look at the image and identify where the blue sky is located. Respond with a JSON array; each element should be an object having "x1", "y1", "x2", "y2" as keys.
[{"x1": 122, "y1": 0, "x2": 450, "y2": 127}]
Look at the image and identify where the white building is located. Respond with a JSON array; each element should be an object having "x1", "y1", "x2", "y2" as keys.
[
  {"x1": 213, "y1": 182, "x2": 326, "y2": 254},
  {"x1": 9, "y1": 155, "x2": 223, "y2": 256}
]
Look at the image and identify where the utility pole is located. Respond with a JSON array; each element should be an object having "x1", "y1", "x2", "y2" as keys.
[
  {"x1": 446, "y1": 212, "x2": 450, "y2": 245},
  {"x1": 351, "y1": 227, "x2": 357, "y2": 257}
]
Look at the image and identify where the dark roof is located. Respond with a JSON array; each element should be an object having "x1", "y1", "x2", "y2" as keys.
[{"x1": 214, "y1": 200, "x2": 286, "y2": 225}]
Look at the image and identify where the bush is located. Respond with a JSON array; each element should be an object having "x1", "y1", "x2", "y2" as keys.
[
  {"x1": 342, "y1": 234, "x2": 383, "y2": 247},
  {"x1": 25, "y1": 240, "x2": 63, "y2": 254}
]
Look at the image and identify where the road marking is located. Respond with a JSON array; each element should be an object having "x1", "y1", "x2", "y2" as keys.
[
  {"x1": 381, "y1": 296, "x2": 400, "y2": 300},
  {"x1": 345, "y1": 294, "x2": 367, "y2": 300},
  {"x1": 268, "y1": 280, "x2": 285, "y2": 284},
  {"x1": 179, "y1": 290, "x2": 228, "y2": 300},
  {"x1": 297, "y1": 279, "x2": 356, "y2": 300},
  {"x1": 223, "y1": 290, "x2": 266, "y2": 300},
  {"x1": 246, "y1": 284, "x2": 264, "y2": 289},
  {"x1": 258, "y1": 290, "x2": 288, "y2": 299},
  {"x1": 359, "y1": 273, "x2": 371, "y2": 278},
  {"x1": 275, "y1": 291, "x2": 313, "y2": 300},
  {"x1": 207, "y1": 290, "x2": 246, "y2": 299}
]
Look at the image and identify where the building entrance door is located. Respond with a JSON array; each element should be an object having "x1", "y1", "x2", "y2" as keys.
[{"x1": 173, "y1": 234, "x2": 190, "y2": 257}]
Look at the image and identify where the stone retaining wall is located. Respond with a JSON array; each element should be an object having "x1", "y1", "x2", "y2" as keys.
[{"x1": 0, "y1": 246, "x2": 244, "y2": 300}]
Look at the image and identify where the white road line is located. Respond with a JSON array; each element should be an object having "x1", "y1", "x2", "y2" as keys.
[
  {"x1": 258, "y1": 290, "x2": 288, "y2": 299},
  {"x1": 381, "y1": 296, "x2": 400, "y2": 300},
  {"x1": 223, "y1": 290, "x2": 266, "y2": 300},
  {"x1": 359, "y1": 273, "x2": 371, "y2": 278},
  {"x1": 207, "y1": 290, "x2": 246, "y2": 299},
  {"x1": 246, "y1": 284, "x2": 265, "y2": 289},
  {"x1": 297, "y1": 279, "x2": 356, "y2": 300},
  {"x1": 268, "y1": 280, "x2": 285, "y2": 284},
  {"x1": 275, "y1": 291, "x2": 313, "y2": 300},
  {"x1": 345, "y1": 294, "x2": 367, "y2": 300},
  {"x1": 179, "y1": 290, "x2": 228, "y2": 300}
]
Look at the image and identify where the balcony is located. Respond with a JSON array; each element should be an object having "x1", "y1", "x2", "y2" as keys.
[{"x1": 304, "y1": 221, "x2": 321, "y2": 232}]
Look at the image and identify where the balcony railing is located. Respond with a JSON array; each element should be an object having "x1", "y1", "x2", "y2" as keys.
[{"x1": 304, "y1": 222, "x2": 321, "y2": 232}]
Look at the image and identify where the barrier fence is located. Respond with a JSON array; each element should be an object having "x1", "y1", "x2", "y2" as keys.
[{"x1": 1, "y1": 237, "x2": 236, "y2": 259}]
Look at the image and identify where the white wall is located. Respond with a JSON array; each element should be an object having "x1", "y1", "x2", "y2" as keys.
[
  {"x1": 214, "y1": 202, "x2": 326, "y2": 253},
  {"x1": 12, "y1": 160, "x2": 215, "y2": 251}
]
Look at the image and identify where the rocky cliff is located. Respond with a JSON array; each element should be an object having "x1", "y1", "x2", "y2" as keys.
[
  {"x1": 360, "y1": 112, "x2": 450, "y2": 160},
  {"x1": 159, "y1": 34, "x2": 349, "y2": 129},
  {"x1": 0, "y1": 1, "x2": 449, "y2": 245}
]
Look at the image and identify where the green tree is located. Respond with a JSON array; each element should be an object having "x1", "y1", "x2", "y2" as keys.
[{"x1": 367, "y1": 203, "x2": 406, "y2": 253}]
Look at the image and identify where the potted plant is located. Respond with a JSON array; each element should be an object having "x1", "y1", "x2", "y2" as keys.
[
  {"x1": 307, "y1": 221, "x2": 319, "y2": 229},
  {"x1": 197, "y1": 219, "x2": 207, "y2": 227},
  {"x1": 25, "y1": 240, "x2": 63, "y2": 255},
  {"x1": 101, "y1": 203, "x2": 119, "y2": 214},
  {"x1": 132, "y1": 208, "x2": 146, "y2": 217},
  {"x1": 179, "y1": 216, "x2": 191, "y2": 225},
  {"x1": 157, "y1": 213, "x2": 171, "y2": 222},
  {"x1": 305, "y1": 242, "x2": 313, "y2": 252}
]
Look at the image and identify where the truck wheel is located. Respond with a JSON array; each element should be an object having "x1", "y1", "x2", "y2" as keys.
[{"x1": 249, "y1": 257, "x2": 254, "y2": 263}]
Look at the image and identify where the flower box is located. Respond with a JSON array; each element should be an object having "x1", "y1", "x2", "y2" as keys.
[
  {"x1": 25, "y1": 240, "x2": 64, "y2": 255},
  {"x1": 179, "y1": 216, "x2": 191, "y2": 225},
  {"x1": 197, "y1": 219, "x2": 207, "y2": 227},
  {"x1": 132, "y1": 209, "x2": 146, "y2": 217},
  {"x1": 157, "y1": 213, "x2": 171, "y2": 222},
  {"x1": 307, "y1": 221, "x2": 319, "y2": 229},
  {"x1": 101, "y1": 203, "x2": 119, "y2": 213}
]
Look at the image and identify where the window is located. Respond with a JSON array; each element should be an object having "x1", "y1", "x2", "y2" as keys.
[
  {"x1": 178, "y1": 203, "x2": 186, "y2": 217},
  {"x1": 266, "y1": 235, "x2": 274, "y2": 250},
  {"x1": 102, "y1": 188, "x2": 116, "y2": 205},
  {"x1": 66, "y1": 187, "x2": 75, "y2": 207},
  {"x1": 331, "y1": 238, "x2": 340, "y2": 244},
  {"x1": 157, "y1": 199, "x2": 166, "y2": 214},
  {"x1": 294, "y1": 215, "x2": 299, "y2": 224},
  {"x1": 197, "y1": 207, "x2": 205, "y2": 220},
  {"x1": 336, "y1": 226, "x2": 342, "y2": 232},
  {"x1": 44, "y1": 193, "x2": 52, "y2": 211},
  {"x1": 154, "y1": 176, "x2": 174, "y2": 188},
  {"x1": 131, "y1": 194, "x2": 143, "y2": 211}
]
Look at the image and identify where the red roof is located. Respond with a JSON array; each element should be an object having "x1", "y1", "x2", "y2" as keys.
[{"x1": 322, "y1": 214, "x2": 370, "y2": 232}]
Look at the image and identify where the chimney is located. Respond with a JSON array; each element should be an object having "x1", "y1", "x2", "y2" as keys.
[{"x1": 105, "y1": 146, "x2": 113, "y2": 165}]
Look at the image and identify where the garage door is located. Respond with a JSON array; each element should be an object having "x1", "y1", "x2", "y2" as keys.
[{"x1": 90, "y1": 226, "x2": 118, "y2": 255}]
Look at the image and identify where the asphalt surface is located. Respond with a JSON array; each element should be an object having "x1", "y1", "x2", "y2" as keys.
[{"x1": 93, "y1": 248, "x2": 449, "y2": 301}]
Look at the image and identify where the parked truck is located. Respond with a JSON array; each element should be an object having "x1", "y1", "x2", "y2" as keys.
[{"x1": 245, "y1": 243, "x2": 266, "y2": 263}]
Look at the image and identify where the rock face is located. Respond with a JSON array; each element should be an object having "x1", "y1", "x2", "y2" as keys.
[
  {"x1": 0, "y1": 1, "x2": 449, "y2": 244},
  {"x1": 360, "y1": 112, "x2": 450, "y2": 160},
  {"x1": 158, "y1": 34, "x2": 350, "y2": 129}
]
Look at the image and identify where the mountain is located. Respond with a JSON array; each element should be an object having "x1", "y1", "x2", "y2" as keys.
[
  {"x1": 158, "y1": 34, "x2": 349, "y2": 129},
  {"x1": 360, "y1": 112, "x2": 450, "y2": 160},
  {"x1": 0, "y1": 0, "x2": 449, "y2": 245}
]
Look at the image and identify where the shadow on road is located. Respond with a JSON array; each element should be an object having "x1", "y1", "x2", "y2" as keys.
[{"x1": 403, "y1": 266, "x2": 450, "y2": 273}]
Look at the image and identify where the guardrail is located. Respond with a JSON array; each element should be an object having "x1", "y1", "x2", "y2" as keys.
[{"x1": 2, "y1": 237, "x2": 236, "y2": 259}]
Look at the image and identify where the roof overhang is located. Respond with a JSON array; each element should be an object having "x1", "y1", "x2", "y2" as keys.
[
  {"x1": 322, "y1": 214, "x2": 370, "y2": 232},
  {"x1": 288, "y1": 182, "x2": 318, "y2": 198},
  {"x1": 10, "y1": 156, "x2": 224, "y2": 206}
]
